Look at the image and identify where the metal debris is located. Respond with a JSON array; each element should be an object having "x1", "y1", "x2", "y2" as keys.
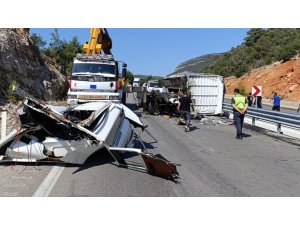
[{"x1": 0, "y1": 87, "x2": 179, "y2": 179}]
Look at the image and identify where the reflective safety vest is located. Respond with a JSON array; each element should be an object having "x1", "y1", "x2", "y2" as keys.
[{"x1": 234, "y1": 94, "x2": 246, "y2": 110}]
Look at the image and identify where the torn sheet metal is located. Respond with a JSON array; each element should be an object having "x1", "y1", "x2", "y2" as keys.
[{"x1": 0, "y1": 87, "x2": 179, "y2": 179}]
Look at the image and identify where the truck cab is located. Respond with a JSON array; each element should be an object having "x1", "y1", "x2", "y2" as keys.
[
  {"x1": 146, "y1": 80, "x2": 166, "y2": 93},
  {"x1": 132, "y1": 78, "x2": 141, "y2": 87},
  {"x1": 67, "y1": 54, "x2": 126, "y2": 105}
]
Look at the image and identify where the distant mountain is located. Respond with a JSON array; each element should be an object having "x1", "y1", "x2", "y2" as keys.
[
  {"x1": 170, "y1": 53, "x2": 222, "y2": 75},
  {"x1": 134, "y1": 74, "x2": 163, "y2": 80}
]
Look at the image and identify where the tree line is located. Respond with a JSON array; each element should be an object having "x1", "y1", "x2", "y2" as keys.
[
  {"x1": 31, "y1": 29, "x2": 82, "y2": 75},
  {"x1": 203, "y1": 28, "x2": 300, "y2": 77}
]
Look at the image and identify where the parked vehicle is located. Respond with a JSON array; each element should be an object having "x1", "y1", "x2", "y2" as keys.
[
  {"x1": 67, "y1": 28, "x2": 127, "y2": 105},
  {"x1": 132, "y1": 78, "x2": 141, "y2": 87}
]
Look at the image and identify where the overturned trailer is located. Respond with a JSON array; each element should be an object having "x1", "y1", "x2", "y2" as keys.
[
  {"x1": 0, "y1": 87, "x2": 178, "y2": 179},
  {"x1": 163, "y1": 71, "x2": 225, "y2": 115}
]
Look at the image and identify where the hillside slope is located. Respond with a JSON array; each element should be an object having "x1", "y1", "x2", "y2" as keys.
[
  {"x1": 0, "y1": 28, "x2": 68, "y2": 101},
  {"x1": 225, "y1": 58, "x2": 300, "y2": 102},
  {"x1": 170, "y1": 53, "x2": 221, "y2": 75}
]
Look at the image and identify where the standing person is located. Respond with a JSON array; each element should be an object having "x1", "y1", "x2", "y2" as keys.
[
  {"x1": 256, "y1": 96, "x2": 262, "y2": 108},
  {"x1": 271, "y1": 92, "x2": 281, "y2": 111},
  {"x1": 177, "y1": 89, "x2": 194, "y2": 132},
  {"x1": 232, "y1": 88, "x2": 248, "y2": 139},
  {"x1": 297, "y1": 102, "x2": 300, "y2": 114},
  {"x1": 247, "y1": 92, "x2": 253, "y2": 107}
]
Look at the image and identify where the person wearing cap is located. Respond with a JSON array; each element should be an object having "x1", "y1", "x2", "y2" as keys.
[{"x1": 232, "y1": 88, "x2": 248, "y2": 139}]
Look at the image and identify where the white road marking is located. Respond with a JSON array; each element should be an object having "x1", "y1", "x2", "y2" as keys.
[{"x1": 32, "y1": 165, "x2": 64, "y2": 197}]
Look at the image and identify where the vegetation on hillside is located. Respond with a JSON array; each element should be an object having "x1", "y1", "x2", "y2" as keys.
[
  {"x1": 31, "y1": 29, "x2": 82, "y2": 75},
  {"x1": 203, "y1": 28, "x2": 300, "y2": 77}
]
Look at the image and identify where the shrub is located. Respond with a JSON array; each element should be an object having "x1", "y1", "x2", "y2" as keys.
[{"x1": 6, "y1": 80, "x2": 19, "y2": 103}]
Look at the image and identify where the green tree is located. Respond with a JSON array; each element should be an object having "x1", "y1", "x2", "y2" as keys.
[
  {"x1": 44, "y1": 29, "x2": 82, "y2": 75},
  {"x1": 126, "y1": 70, "x2": 134, "y2": 85},
  {"x1": 146, "y1": 75, "x2": 153, "y2": 81},
  {"x1": 44, "y1": 28, "x2": 63, "y2": 59},
  {"x1": 59, "y1": 37, "x2": 82, "y2": 74},
  {"x1": 31, "y1": 33, "x2": 47, "y2": 50}
]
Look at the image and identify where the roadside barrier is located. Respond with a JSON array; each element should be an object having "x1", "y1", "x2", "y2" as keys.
[{"x1": 223, "y1": 103, "x2": 300, "y2": 134}]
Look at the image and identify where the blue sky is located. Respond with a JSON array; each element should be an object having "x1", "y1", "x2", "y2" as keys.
[{"x1": 30, "y1": 28, "x2": 250, "y2": 76}]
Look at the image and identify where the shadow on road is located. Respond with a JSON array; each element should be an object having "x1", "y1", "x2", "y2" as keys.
[
  {"x1": 70, "y1": 149, "x2": 143, "y2": 174},
  {"x1": 242, "y1": 133, "x2": 252, "y2": 138}
]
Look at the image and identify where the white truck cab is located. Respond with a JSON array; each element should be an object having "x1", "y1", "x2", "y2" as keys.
[
  {"x1": 67, "y1": 54, "x2": 126, "y2": 105},
  {"x1": 132, "y1": 78, "x2": 141, "y2": 87},
  {"x1": 146, "y1": 80, "x2": 166, "y2": 93}
]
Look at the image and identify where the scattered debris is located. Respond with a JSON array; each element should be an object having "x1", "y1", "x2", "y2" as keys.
[
  {"x1": 199, "y1": 116, "x2": 232, "y2": 125},
  {"x1": 0, "y1": 87, "x2": 179, "y2": 179}
]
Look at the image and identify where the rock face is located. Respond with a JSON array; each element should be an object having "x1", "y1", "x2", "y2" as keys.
[
  {"x1": 0, "y1": 28, "x2": 68, "y2": 101},
  {"x1": 225, "y1": 58, "x2": 300, "y2": 101}
]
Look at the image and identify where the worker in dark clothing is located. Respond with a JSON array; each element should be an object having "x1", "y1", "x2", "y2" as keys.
[
  {"x1": 271, "y1": 92, "x2": 281, "y2": 111},
  {"x1": 247, "y1": 92, "x2": 253, "y2": 107},
  {"x1": 232, "y1": 88, "x2": 248, "y2": 139},
  {"x1": 177, "y1": 89, "x2": 194, "y2": 132}
]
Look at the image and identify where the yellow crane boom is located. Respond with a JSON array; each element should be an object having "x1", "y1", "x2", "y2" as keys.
[{"x1": 82, "y1": 28, "x2": 112, "y2": 55}]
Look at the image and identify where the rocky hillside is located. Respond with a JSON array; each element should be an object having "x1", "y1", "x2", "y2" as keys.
[
  {"x1": 0, "y1": 28, "x2": 68, "y2": 102},
  {"x1": 170, "y1": 53, "x2": 221, "y2": 75},
  {"x1": 225, "y1": 58, "x2": 300, "y2": 101}
]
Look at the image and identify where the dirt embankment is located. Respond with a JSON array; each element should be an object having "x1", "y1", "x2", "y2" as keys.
[{"x1": 225, "y1": 58, "x2": 300, "y2": 102}]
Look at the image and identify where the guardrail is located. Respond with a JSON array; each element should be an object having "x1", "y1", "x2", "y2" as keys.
[{"x1": 223, "y1": 103, "x2": 300, "y2": 134}]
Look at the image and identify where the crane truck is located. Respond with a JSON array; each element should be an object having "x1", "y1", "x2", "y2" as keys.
[{"x1": 67, "y1": 28, "x2": 127, "y2": 105}]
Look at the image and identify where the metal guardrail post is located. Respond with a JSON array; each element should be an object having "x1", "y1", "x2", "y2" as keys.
[
  {"x1": 252, "y1": 117, "x2": 255, "y2": 126},
  {"x1": 277, "y1": 123, "x2": 282, "y2": 134},
  {"x1": 1, "y1": 111, "x2": 7, "y2": 140}
]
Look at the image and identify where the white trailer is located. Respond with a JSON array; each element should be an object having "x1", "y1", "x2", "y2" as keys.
[{"x1": 166, "y1": 72, "x2": 224, "y2": 115}]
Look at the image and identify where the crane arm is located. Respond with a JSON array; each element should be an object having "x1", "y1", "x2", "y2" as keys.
[{"x1": 82, "y1": 28, "x2": 112, "y2": 55}]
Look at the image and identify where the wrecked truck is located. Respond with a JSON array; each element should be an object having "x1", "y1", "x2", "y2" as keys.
[{"x1": 0, "y1": 87, "x2": 178, "y2": 179}]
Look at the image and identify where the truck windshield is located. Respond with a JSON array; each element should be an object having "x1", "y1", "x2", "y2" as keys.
[
  {"x1": 73, "y1": 63, "x2": 115, "y2": 74},
  {"x1": 150, "y1": 82, "x2": 159, "y2": 87}
]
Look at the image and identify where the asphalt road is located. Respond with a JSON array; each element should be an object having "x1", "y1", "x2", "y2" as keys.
[
  {"x1": 1, "y1": 94, "x2": 300, "y2": 196},
  {"x1": 50, "y1": 94, "x2": 300, "y2": 197}
]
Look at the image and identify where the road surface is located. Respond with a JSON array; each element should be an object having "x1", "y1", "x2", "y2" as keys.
[{"x1": 1, "y1": 93, "x2": 300, "y2": 196}]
